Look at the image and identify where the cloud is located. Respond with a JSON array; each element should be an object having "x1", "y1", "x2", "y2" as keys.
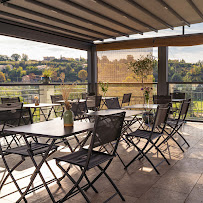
[{"x1": 0, "y1": 35, "x2": 87, "y2": 60}]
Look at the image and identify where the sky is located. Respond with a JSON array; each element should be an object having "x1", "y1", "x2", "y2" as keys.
[{"x1": 0, "y1": 22, "x2": 202, "y2": 63}]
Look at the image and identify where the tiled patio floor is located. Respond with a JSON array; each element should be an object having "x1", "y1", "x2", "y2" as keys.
[{"x1": 0, "y1": 121, "x2": 203, "y2": 203}]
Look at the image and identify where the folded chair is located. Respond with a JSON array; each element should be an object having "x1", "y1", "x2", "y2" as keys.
[
  {"x1": 54, "y1": 112, "x2": 126, "y2": 203},
  {"x1": 50, "y1": 94, "x2": 64, "y2": 117},
  {"x1": 121, "y1": 93, "x2": 132, "y2": 107},
  {"x1": 71, "y1": 101, "x2": 89, "y2": 120},
  {"x1": 124, "y1": 104, "x2": 171, "y2": 174},
  {"x1": 94, "y1": 95, "x2": 102, "y2": 111},
  {"x1": 0, "y1": 104, "x2": 59, "y2": 203},
  {"x1": 158, "y1": 99, "x2": 191, "y2": 152},
  {"x1": 105, "y1": 97, "x2": 121, "y2": 109},
  {"x1": 153, "y1": 95, "x2": 172, "y2": 104},
  {"x1": 1, "y1": 97, "x2": 20, "y2": 104}
]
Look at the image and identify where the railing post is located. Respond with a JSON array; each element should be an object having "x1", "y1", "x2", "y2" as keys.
[{"x1": 39, "y1": 85, "x2": 55, "y2": 120}]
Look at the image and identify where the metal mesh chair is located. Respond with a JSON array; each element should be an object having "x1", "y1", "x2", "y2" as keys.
[
  {"x1": 153, "y1": 95, "x2": 172, "y2": 104},
  {"x1": 50, "y1": 94, "x2": 64, "y2": 117},
  {"x1": 105, "y1": 97, "x2": 121, "y2": 109},
  {"x1": 71, "y1": 101, "x2": 89, "y2": 120},
  {"x1": 54, "y1": 112, "x2": 126, "y2": 203},
  {"x1": 121, "y1": 93, "x2": 132, "y2": 107},
  {"x1": 0, "y1": 104, "x2": 59, "y2": 202},
  {"x1": 124, "y1": 104, "x2": 171, "y2": 174},
  {"x1": 0, "y1": 102, "x2": 33, "y2": 149},
  {"x1": 1, "y1": 97, "x2": 20, "y2": 104},
  {"x1": 158, "y1": 99, "x2": 191, "y2": 152},
  {"x1": 94, "y1": 95, "x2": 102, "y2": 111},
  {"x1": 0, "y1": 102, "x2": 23, "y2": 130},
  {"x1": 170, "y1": 92, "x2": 185, "y2": 99}
]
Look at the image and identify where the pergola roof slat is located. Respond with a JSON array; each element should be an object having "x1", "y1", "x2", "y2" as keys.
[
  {"x1": 59, "y1": 0, "x2": 143, "y2": 35},
  {"x1": 126, "y1": 0, "x2": 174, "y2": 30},
  {"x1": 5, "y1": 2, "x2": 116, "y2": 39},
  {"x1": 94, "y1": 0, "x2": 157, "y2": 32},
  {"x1": 156, "y1": 0, "x2": 190, "y2": 26},
  {"x1": 24, "y1": 0, "x2": 129, "y2": 37},
  {"x1": 187, "y1": 0, "x2": 203, "y2": 19},
  {"x1": 0, "y1": 10, "x2": 101, "y2": 41}
]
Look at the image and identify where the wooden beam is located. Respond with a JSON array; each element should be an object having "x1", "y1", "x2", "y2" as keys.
[{"x1": 96, "y1": 33, "x2": 203, "y2": 51}]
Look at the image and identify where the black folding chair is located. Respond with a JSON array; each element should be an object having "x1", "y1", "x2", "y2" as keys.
[
  {"x1": 0, "y1": 104, "x2": 60, "y2": 202},
  {"x1": 86, "y1": 95, "x2": 102, "y2": 111},
  {"x1": 50, "y1": 94, "x2": 64, "y2": 117},
  {"x1": 170, "y1": 92, "x2": 185, "y2": 99},
  {"x1": 153, "y1": 95, "x2": 172, "y2": 104},
  {"x1": 105, "y1": 97, "x2": 121, "y2": 109},
  {"x1": 121, "y1": 93, "x2": 132, "y2": 107},
  {"x1": 0, "y1": 103, "x2": 24, "y2": 149},
  {"x1": 124, "y1": 104, "x2": 171, "y2": 174},
  {"x1": 1, "y1": 97, "x2": 20, "y2": 104},
  {"x1": 54, "y1": 112, "x2": 126, "y2": 203},
  {"x1": 94, "y1": 95, "x2": 102, "y2": 111},
  {"x1": 71, "y1": 101, "x2": 89, "y2": 120},
  {"x1": 158, "y1": 99, "x2": 191, "y2": 152},
  {"x1": 170, "y1": 92, "x2": 186, "y2": 117}
]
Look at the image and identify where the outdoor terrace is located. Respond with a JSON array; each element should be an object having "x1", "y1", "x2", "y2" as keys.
[{"x1": 0, "y1": 120, "x2": 202, "y2": 203}]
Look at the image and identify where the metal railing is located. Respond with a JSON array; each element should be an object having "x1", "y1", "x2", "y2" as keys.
[
  {"x1": 0, "y1": 83, "x2": 88, "y2": 103},
  {"x1": 169, "y1": 83, "x2": 203, "y2": 121}
]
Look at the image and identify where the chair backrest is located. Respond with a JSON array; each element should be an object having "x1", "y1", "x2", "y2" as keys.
[
  {"x1": 151, "y1": 104, "x2": 170, "y2": 133},
  {"x1": 95, "y1": 95, "x2": 102, "y2": 109},
  {"x1": 105, "y1": 97, "x2": 121, "y2": 109},
  {"x1": 153, "y1": 95, "x2": 172, "y2": 104},
  {"x1": 50, "y1": 95, "x2": 63, "y2": 103},
  {"x1": 92, "y1": 112, "x2": 125, "y2": 149},
  {"x1": 82, "y1": 93, "x2": 88, "y2": 99},
  {"x1": 121, "y1": 93, "x2": 132, "y2": 107},
  {"x1": 71, "y1": 101, "x2": 88, "y2": 120},
  {"x1": 170, "y1": 92, "x2": 185, "y2": 99},
  {"x1": 82, "y1": 112, "x2": 125, "y2": 170},
  {"x1": 0, "y1": 103, "x2": 23, "y2": 130},
  {"x1": 1, "y1": 97, "x2": 20, "y2": 104},
  {"x1": 178, "y1": 99, "x2": 191, "y2": 120}
]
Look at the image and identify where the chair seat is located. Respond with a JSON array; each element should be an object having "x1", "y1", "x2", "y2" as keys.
[
  {"x1": 5, "y1": 143, "x2": 58, "y2": 156},
  {"x1": 55, "y1": 149, "x2": 114, "y2": 170},
  {"x1": 167, "y1": 119, "x2": 184, "y2": 126},
  {"x1": 126, "y1": 129, "x2": 162, "y2": 140}
]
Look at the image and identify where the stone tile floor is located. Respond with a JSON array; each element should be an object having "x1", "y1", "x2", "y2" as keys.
[{"x1": 0, "y1": 121, "x2": 203, "y2": 203}]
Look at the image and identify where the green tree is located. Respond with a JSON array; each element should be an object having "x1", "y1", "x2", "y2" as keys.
[
  {"x1": 11, "y1": 54, "x2": 21, "y2": 61},
  {"x1": 0, "y1": 55, "x2": 9, "y2": 61},
  {"x1": 21, "y1": 54, "x2": 28, "y2": 61},
  {"x1": 78, "y1": 69, "x2": 87, "y2": 82},
  {"x1": 171, "y1": 73, "x2": 182, "y2": 82},
  {"x1": 0, "y1": 72, "x2": 6, "y2": 82}
]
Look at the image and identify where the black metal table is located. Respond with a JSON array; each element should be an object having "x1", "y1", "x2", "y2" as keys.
[{"x1": 4, "y1": 118, "x2": 94, "y2": 203}]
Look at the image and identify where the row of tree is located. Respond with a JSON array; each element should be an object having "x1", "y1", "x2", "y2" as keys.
[
  {"x1": 98, "y1": 55, "x2": 203, "y2": 83},
  {"x1": 0, "y1": 55, "x2": 88, "y2": 83}
]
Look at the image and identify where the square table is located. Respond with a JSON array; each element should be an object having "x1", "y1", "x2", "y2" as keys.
[
  {"x1": 23, "y1": 103, "x2": 61, "y2": 121},
  {"x1": 4, "y1": 118, "x2": 94, "y2": 202}
]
